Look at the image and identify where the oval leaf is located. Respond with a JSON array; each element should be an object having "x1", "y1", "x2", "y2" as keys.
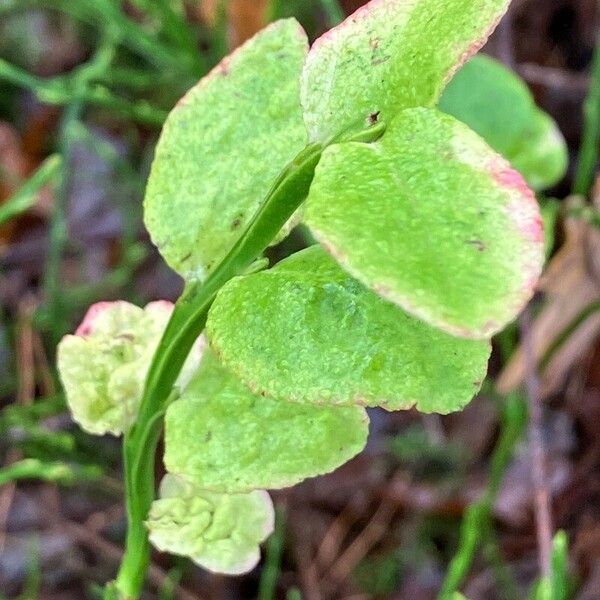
[
  {"x1": 144, "y1": 19, "x2": 308, "y2": 280},
  {"x1": 301, "y1": 0, "x2": 510, "y2": 142},
  {"x1": 207, "y1": 246, "x2": 491, "y2": 413},
  {"x1": 165, "y1": 351, "x2": 369, "y2": 492},
  {"x1": 147, "y1": 475, "x2": 274, "y2": 576},
  {"x1": 440, "y1": 55, "x2": 567, "y2": 190},
  {"x1": 304, "y1": 108, "x2": 544, "y2": 338}
]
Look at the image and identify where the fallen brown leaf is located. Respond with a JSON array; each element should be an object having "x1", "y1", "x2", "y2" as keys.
[{"x1": 497, "y1": 194, "x2": 600, "y2": 398}]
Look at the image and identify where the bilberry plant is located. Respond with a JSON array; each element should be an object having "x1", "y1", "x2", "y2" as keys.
[{"x1": 57, "y1": 1, "x2": 567, "y2": 597}]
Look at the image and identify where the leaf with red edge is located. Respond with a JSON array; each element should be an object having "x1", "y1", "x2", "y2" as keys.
[
  {"x1": 301, "y1": 0, "x2": 510, "y2": 142},
  {"x1": 144, "y1": 19, "x2": 308, "y2": 281},
  {"x1": 305, "y1": 108, "x2": 544, "y2": 338},
  {"x1": 57, "y1": 301, "x2": 204, "y2": 436}
]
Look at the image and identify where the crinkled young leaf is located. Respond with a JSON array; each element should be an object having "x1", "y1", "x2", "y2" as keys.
[
  {"x1": 147, "y1": 475, "x2": 274, "y2": 575},
  {"x1": 301, "y1": 0, "x2": 510, "y2": 142},
  {"x1": 207, "y1": 246, "x2": 491, "y2": 413},
  {"x1": 57, "y1": 301, "x2": 203, "y2": 436},
  {"x1": 304, "y1": 108, "x2": 544, "y2": 339},
  {"x1": 144, "y1": 19, "x2": 308, "y2": 280},
  {"x1": 439, "y1": 55, "x2": 567, "y2": 190},
  {"x1": 165, "y1": 351, "x2": 369, "y2": 492}
]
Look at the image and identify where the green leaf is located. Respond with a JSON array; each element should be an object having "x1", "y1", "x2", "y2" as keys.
[
  {"x1": 165, "y1": 351, "x2": 369, "y2": 492},
  {"x1": 144, "y1": 19, "x2": 308, "y2": 280},
  {"x1": 439, "y1": 55, "x2": 567, "y2": 190},
  {"x1": 439, "y1": 55, "x2": 533, "y2": 158},
  {"x1": 510, "y1": 109, "x2": 568, "y2": 191},
  {"x1": 301, "y1": 0, "x2": 510, "y2": 142},
  {"x1": 207, "y1": 246, "x2": 490, "y2": 413},
  {"x1": 57, "y1": 301, "x2": 203, "y2": 436},
  {"x1": 304, "y1": 108, "x2": 544, "y2": 338},
  {"x1": 147, "y1": 475, "x2": 274, "y2": 575}
]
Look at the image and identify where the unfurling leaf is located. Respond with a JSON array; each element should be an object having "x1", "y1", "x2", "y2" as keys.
[
  {"x1": 301, "y1": 0, "x2": 510, "y2": 142},
  {"x1": 207, "y1": 246, "x2": 490, "y2": 413},
  {"x1": 147, "y1": 475, "x2": 274, "y2": 575},
  {"x1": 305, "y1": 108, "x2": 544, "y2": 338},
  {"x1": 165, "y1": 351, "x2": 369, "y2": 492},
  {"x1": 57, "y1": 301, "x2": 203, "y2": 436},
  {"x1": 440, "y1": 55, "x2": 567, "y2": 190},
  {"x1": 144, "y1": 19, "x2": 308, "y2": 280}
]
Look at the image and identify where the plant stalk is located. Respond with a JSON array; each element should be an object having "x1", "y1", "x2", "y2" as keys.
[
  {"x1": 574, "y1": 34, "x2": 600, "y2": 196},
  {"x1": 0, "y1": 155, "x2": 62, "y2": 227},
  {"x1": 111, "y1": 121, "x2": 386, "y2": 598},
  {"x1": 112, "y1": 143, "x2": 323, "y2": 598}
]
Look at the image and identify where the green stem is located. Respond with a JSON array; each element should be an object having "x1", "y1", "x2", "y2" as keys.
[
  {"x1": 88, "y1": 0, "x2": 200, "y2": 75},
  {"x1": 437, "y1": 394, "x2": 527, "y2": 599},
  {"x1": 258, "y1": 506, "x2": 287, "y2": 600},
  {"x1": 0, "y1": 155, "x2": 62, "y2": 227},
  {"x1": 113, "y1": 121, "x2": 387, "y2": 598},
  {"x1": 0, "y1": 394, "x2": 66, "y2": 424},
  {"x1": 113, "y1": 142, "x2": 323, "y2": 598},
  {"x1": 1, "y1": 0, "x2": 200, "y2": 76},
  {"x1": 573, "y1": 34, "x2": 600, "y2": 196},
  {"x1": 128, "y1": 0, "x2": 204, "y2": 74},
  {"x1": 97, "y1": 67, "x2": 158, "y2": 91},
  {"x1": 0, "y1": 58, "x2": 167, "y2": 126}
]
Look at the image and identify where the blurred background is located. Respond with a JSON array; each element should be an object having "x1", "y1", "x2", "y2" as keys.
[{"x1": 1, "y1": 0, "x2": 600, "y2": 598}]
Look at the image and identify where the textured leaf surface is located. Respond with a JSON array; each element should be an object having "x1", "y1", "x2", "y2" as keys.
[
  {"x1": 207, "y1": 246, "x2": 490, "y2": 413},
  {"x1": 144, "y1": 19, "x2": 308, "y2": 280},
  {"x1": 440, "y1": 55, "x2": 567, "y2": 190},
  {"x1": 57, "y1": 301, "x2": 203, "y2": 436},
  {"x1": 301, "y1": 0, "x2": 510, "y2": 142},
  {"x1": 147, "y1": 475, "x2": 273, "y2": 575},
  {"x1": 165, "y1": 351, "x2": 369, "y2": 491},
  {"x1": 305, "y1": 108, "x2": 544, "y2": 338}
]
